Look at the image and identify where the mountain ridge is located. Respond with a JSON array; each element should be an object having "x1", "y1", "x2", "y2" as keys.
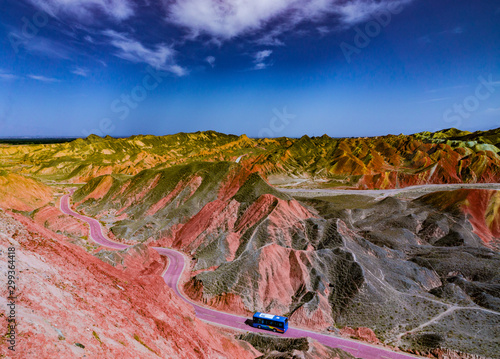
[{"x1": 2, "y1": 127, "x2": 499, "y2": 189}]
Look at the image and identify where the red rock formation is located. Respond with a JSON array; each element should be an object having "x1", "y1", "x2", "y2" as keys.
[
  {"x1": 4, "y1": 129, "x2": 500, "y2": 190},
  {"x1": 81, "y1": 175, "x2": 114, "y2": 202},
  {"x1": 0, "y1": 173, "x2": 53, "y2": 211},
  {"x1": 0, "y1": 209, "x2": 256, "y2": 359},
  {"x1": 340, "y1": 327, "x2": 380, "y2": 344},
  {"x1": 172, "y1": 199, "x2": 241, "y2": 251},
  {"x1": 182, "y1": 242, "x2": 333, "y2": 330},
  {"x1": 419, "y1": 189, "x2": 500, "y2": 248},
  {"x1": 33, "y1": 203, "x2": 89, "y2": 238},
  {"x1": 100, "y1": 243, "x2": 168, "y2": 277},
  {"x1": 184, "y1": 278, "x2": 252, "y2": 316},
  {"x1": 217, "y1": 166, "x2": 254, "y2": 201},
  {"x1": 170, "y1": 193, "x2": 315, "y2": 253},
  {"x1": 146, "y1": 175, "x2": 202, "y2": 216},
  {"x1": 117, "y1": 174, "x2": 163, "y2": 215}
]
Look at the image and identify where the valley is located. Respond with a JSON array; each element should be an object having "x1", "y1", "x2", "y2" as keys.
[{"x1": 1, "y1": 129, "x2": 500, "y2": 358}]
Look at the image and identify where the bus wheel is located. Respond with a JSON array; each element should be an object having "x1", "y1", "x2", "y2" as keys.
[
  {"x1": 272, "y1": 329, "x2": 277, "y2": 332},
  {"x1": 258, "y1": 325, "x2": 262, "y2": 329}
]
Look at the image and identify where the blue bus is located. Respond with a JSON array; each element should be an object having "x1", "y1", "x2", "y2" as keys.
[{"x1": 252, "y1": 312, "x2": 288, "y2": 333}]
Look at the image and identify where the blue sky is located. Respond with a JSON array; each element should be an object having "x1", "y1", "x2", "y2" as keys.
[{"x1": 0, "y1": 0, "x2": 499, "y2": 138}]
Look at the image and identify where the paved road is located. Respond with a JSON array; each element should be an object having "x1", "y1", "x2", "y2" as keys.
[
  {"x1": 279, "y1": 183, "x2": 500, "y2": 197},
  {"x1": 60, "y1": 193, "x2": 421, "y2": 359}
]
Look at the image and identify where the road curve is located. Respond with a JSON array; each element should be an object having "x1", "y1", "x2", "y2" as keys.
[{"x1": 60, "y1": 193, "x2": 421, "y2": 359}]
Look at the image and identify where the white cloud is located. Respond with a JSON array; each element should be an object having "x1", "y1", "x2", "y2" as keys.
[
  {"x1": 253, "y1": 50, "x2": 273, "y2": 70},
  {"x1": 165, "y1": 0, "x2": 413, "y2": 40},
  {"x1": 254, "y1": 63, "x2": 269, "y2": 70},
  {"x1": 420, "y1": 26, "x2": 466, "y2": 46},
  {"x1": 27, "y1": 0, "x2": 134, "y2": 21},
  {"x1": 1, "y1": 71, "x2": 61, "y2": 82},
  {"x1": 254, "y1": 27, "x2": 287, "y2": 46},
  {"x1": 0, "y1": 71, "x2": 19, "y2": 81},
  {"x1": 28, "y1": 74, "x2": 60, "y2": 82},
  {"x1": 426, "y1": 85, "x2": 469, "y2": 93},
  {"x1": 255, "y1": 50, "x2": 272, "y2": 62},
  {"x1": 103, "y1": 30, "x2": 187, "y2": 76},
  {"x1": 417, "y1": 97, "x2": 452, "y2": 104},
  {"x1": 0, "y1": 74, "x2": 18, "y2": 81},
  {"x1": 317, "y1": 26, "x2": 330, "y2": 35},
  {"x1": 167, "y1": 0, "x2": 295, "y2": 39},
  {"x1": 205, "y1": 56, "x2": 216, "y2": 67},
  {"x1": 72, "y1": 67, "x2": 90, "y2": 77},
  {"x1": 334, "y1": 0, "x2": 409, "y2": 26},
  {"x1": 483, "y1": 107, "x2": 500, "y2": 115},
  {"x1": 169, "y1": 65, "x2": 188, "y2": 77},
  {"x1": 8, "y1": 32, "x2": 71, "y2": 59},
  {"x1": 438, "y1": 26, "x2": 464, "y2": 36}
]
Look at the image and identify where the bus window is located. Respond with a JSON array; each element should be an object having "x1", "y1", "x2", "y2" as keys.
[{"x1": 252, "y1": 312, "x2": 289, "y2": 333}]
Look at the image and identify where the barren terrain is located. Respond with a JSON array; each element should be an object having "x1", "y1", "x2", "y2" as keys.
[{"x1": 1, "y1": 129, "x2": 500, "y2": 358}]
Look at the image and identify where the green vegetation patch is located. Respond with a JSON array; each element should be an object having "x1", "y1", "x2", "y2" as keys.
[
  {"x1": 233, "y1": 172, "x2": 290, "y2": 204},
  {"x1": 311, "y1": 194, "x2": 376, "y2": 209},
  {"x1": 92, "y1": 331, "x2": 102, "y2": 344},
  {"x1": 238, "y1": 333, "x2": 357, "y2": 359},
  {"x1": 133, "y1": 333, "x2": 159, "y2": 356},
  {"x1": 238, "y1": 333, "x2": 309, "y2": 353}
]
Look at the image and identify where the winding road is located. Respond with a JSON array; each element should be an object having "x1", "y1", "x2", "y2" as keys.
[{"x1": 60, "y1": 193, "x2": 421, "y2": 359}]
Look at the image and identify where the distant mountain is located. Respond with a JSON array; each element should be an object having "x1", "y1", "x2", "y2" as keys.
[{"x1": 1, "y1": 127, "x2": 499, "y2": 189}]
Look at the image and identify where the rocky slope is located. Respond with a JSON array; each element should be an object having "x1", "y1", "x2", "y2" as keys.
[
  {"x1": 304, "y1": 192, "x2": 500, "y2": 357},
  {"x1": 0, "y1": 171, "x2": 53, "y2": 211},
  {"x1": 417, "y1": 189, "x2": 500, "y2": 250},
  {"x1": 73, "y1": 162, "x2": 500, "y2": 358},
  {"x1": 0, "y1": 169, "x2": 349, "y2": 359},
  {"x1": 2, "y1": 128, "x2": 500, "y2": 357},
  {"x1": 1, "y1": 127, "x2": 500, "y2": 189},
  {"x1": 32, "y1": 202, "x2": 90, "y2": 240},
  {"x1": 0, "y1": 208, "x2": 261, "y2": 359},
  {"x1": 238, "y1": 333, "x2": 358, "y2": 359}
]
